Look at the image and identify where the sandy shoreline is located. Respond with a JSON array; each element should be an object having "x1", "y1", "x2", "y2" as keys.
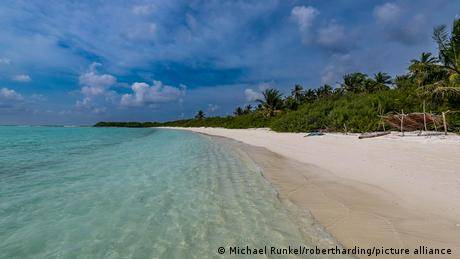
[{"x1": 163, "y1": 127, "x2": 460, "y2": 258}]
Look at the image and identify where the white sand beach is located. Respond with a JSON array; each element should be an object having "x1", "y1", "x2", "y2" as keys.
[{"x1": 169, "y1": 127, "x2": 460, "y2": 258}]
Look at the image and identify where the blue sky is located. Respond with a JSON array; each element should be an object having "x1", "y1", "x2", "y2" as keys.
[{"x1": 0, "y1": 0, "x2": 458, "y2": 125}]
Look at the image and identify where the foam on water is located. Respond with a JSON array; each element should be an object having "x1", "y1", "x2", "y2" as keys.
[{"x1": 0, "y1": 127, "x2": 345, "y2": 258}]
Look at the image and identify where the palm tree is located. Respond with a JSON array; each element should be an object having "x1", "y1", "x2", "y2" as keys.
[
  {"x1": 374, "y1": 72, "x2": 392, "y2": 85},
  {"x1": 433, "y1": 19, "x2": 460, "y2": 74},
  {"x1": 410, "y1": 52, "x2": 437, "y2": 67},
  {"x1": 303, "y1": 89, "x2": 317, "y2": 102},
  {"x1": 233, "y1": 106, "x2": 244, "y2": 116},
  {"x1": 284, "y1": 97, "x2": 298, "y2": 110},
  {"x1": 409, "y1": 52, "x2": 438, "y2": 87},
  {"x1": 429, "y1": 18, "x2": 460, "y2": 99},
  {"x1": 341, "y1": 72, "x2": 368, "y2": 93},
  {"x1": 256, "y1": 89, "x2": 284, "y2": 117},
  {"x1": 243, "y1": 104, "x2": 252, "y2": 114},
  {"x1": 372, "y1": 72, "x2": 392, "y2": 91},
  {"x1": 195, "y1": 110, "x2": 205, "y2": 119},
  {"x1": 291, "y1": 84, "x2": 304, "y2": 102},
  {"x1": 316, "y1": 84, "x2": 333, "y2": 99}
]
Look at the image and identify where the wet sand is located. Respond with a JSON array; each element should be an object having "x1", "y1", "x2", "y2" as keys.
[{"x1": 169, "y1": 127, "x2": 460, "y2": 259}]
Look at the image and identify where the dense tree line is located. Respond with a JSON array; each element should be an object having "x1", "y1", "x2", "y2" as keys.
[{"x1": 95, "y1": 18, "x2": 460, "y2": 133}]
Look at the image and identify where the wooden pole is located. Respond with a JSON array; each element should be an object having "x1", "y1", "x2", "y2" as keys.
[
  {"x1": 423, "y1": 100, "x2": 427, "y2": 132},
  {"x1": 431, "y1": 111, "x2": 438, "y2": 132},
  {"x1": 344, "y1": 123, "x2": 348, "y2": 135},
  {"x1": 442, "y1": 112, "x2": 447, "y2": 135},
  {"x1": 401, "y1": 110, "x2": 404, "y2": 136}
]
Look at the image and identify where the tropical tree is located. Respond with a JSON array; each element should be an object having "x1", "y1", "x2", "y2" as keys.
[
  {"x1": 433, "y1": 19, "x2": 460, "y2": 74},
  {"x1": 284, "y1": 97, "x2": 299, "y2": 110},
  {"x1": 374, "y1": 72, "x2": 392, "y2": 85},
  {"x1": 409, "y1": 52, "x2": 439, "y2": 87},
  {"x1": 234, "y1": 106, "x2": 244, "y2": 116},
  {"x1": 341, "y1": 72, "x2": 368, "y2": 93},
  {"x1": 256, "y1": 89, "x2": 284, "y2": 117},
  {"x1": 244, "y1": 104, "x2": 253, "y2": 114},
  {"x1": 195, "y1": 110, "x2": 205, "y2": 119},
  {"x1": 372, "y1": 72, "x2": 392, "y2": 91},
  {"x1": 316, "y1": 84, "x2": 333, "y2": 99},
  {"x1": 291, "y1": 84, "x2": 304, "y2": 102},
  {"x1": 304, "y1": 89, "x2": 317, "y2": 102},
  {"x1": 429, "y1": 18, "x2": 460, "y2": 100}
]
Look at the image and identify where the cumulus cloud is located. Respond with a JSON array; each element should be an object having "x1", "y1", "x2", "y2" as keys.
[
  {"x1": 291, "y1": 6, "x2": 319, "y2": 43},
  {"x1": 30, "y1": 94, "x2": 46, "y2": 102},
  {"x1": 75, "y1": 97, "x2": 92, "y2": 109},
  {"x1": 12, "y1": 74, "x2": 31, "y2": 82},
  {"x1": 0, "y1": 87, "x2": 23, "y2": 101},
  {"x1": 291, "y1": 6, "x2": 318, "y2": 31},
  {"x1": 132, "y1": 4, "x2": 156, "y2": 15},
  {"x1": 79, "y1": 63, "x2": 116, "y2": 97},
  {"x1": 244, "y1": 82, "x2": 274, "y2": 102},
  {"x1": 207, "y1": 103, "x2": 219, "y2": 112},
  {"x1": 373, "y1": 2, "x2": 426, "y2": 45},
  {"x1": 75, "y1": 97, "x2": 107, "y2": 114},
  {"x1": 120, "y1": 81, "x2": 186, "y2": 107},
  {"x1": 321, "y1": 54, "x2": 355, "y2": 85},
  {"x1": 317, "y1": 21, "x2": 346, "y2": 48},
  {"x1": 0, "y1": 58, "x2": 11, "y2": 65},
  {"x1": 244, "y1": 88, "x2": 262, "y2": 102},
  {"x1": 374, "y1": 3, "x2": 401, "y2": 24}
]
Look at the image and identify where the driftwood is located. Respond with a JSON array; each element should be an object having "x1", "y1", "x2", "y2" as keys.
[{"x1": 358, "y1": 132, "x2": 391, "y2": 139}]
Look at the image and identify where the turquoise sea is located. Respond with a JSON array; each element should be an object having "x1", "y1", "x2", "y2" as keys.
[{"x1": 0, "y1": 126, "x2": 340, "y2": 258}]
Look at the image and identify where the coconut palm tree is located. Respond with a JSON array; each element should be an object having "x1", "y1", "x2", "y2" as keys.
[
  {"x1": 372, "y1": 72, "x2": 392, "y2": 91},
  {"x1": 374, "y1": 72, "x2": 392, "y2": 85},
  {"x1": 341, "y1": 72, "x2": 368, "y2": 93},
  {"x1": 243, "y1": 104, "x2": 252, "y2": 114},
  {"x1": 256, "y1": 89, "x2": 284, "y2": 117},
  {"x1": 195, "y1": 110, "x2": 205, "y2": 119},
  {"x1": 433, "y1": 19, "x2": 460, "y2": 74},
  {"x1": 233, "y1": 106, "x2": 244, "y2": 116},
  {"x1": 291, "y1": 84, "x2": 304, "y2": 102},
  {"x1": 303, "y1": 89, "x2": 317, "y2": 102},
  {"x1": 316, "y1": 84, "x2": 333, "y2": 99},
  {"x1": 409, "y1": 52, "x2": 438, "y2": 87},
  {"x1": 427, "y1": 18, "x2": 460, "y2": 100}
]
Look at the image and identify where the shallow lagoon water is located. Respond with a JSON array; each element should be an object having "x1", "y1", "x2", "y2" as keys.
[{"x1": 0, "y1": 127, "x2": 343, "y2": 258}]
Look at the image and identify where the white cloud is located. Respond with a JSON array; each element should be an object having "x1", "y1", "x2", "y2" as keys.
[
  {"x1": 132, "y1": 4, "x2": 156, "y2": 15},
  {"x1": 321, "y1": 54, "x2": 354, "y2": 85},
  {"x1": 317, "y1": 21, "x2": 345, "y2": 46},
  {"x1": 75, "y1": 97, "x2": 107, "y2": 114},
  {"x1": 75, "y1": 97, "x2": 92, "y2": 109},
  {"x1": 79, "y1": 63, "x2": 116, "y2": 97},
  {"x1": 124, "y1": 22, "x2": 157, "y2": 41},
  {"x1": 12, "y1": 74, "x2": 32, "y2": 82},
  {"x1": 291, "y1": 6, "x2": 318, "y2": 31},
  {"x1": 244, "y1": 88, "x2": 262, "y2": 102},
  {"x1": 30, "y1": 94, "x2": 46, "y2": 102},
  {"x1": 244, "y1": 82, "x2": 275, "y2": 102},
  {"x1": 0, "y1": 88, "x2": 23, "y2": 101},
  {"x1": 207, "y1": 103, "x2": 219, "y2": 112},
  {"x1": 373, "y1": 3, "x2": 425, "y2": 45},
  {"x1": 374, "y1": 3, "x2": 400, "y2": 24},
  {"x1": 0, "y1": 58, "x2": 11, "y2": 65},
  {"x1": 120, "y1": 81, "x2": 186, "y2": 107}
]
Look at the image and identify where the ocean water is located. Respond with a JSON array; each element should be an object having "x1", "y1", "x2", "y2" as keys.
[{"x1": 0, "y1": 126, "x2": 341, "y2": 258}]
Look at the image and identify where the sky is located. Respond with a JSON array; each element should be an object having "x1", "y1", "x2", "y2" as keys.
[{"x1": 0, "y1": 0, "x2": 459, "y2": 125}]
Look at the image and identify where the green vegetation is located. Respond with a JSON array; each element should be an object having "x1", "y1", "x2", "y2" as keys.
[{"x1": 95, "y1": 18, "x2": 460, "y2": 133}]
